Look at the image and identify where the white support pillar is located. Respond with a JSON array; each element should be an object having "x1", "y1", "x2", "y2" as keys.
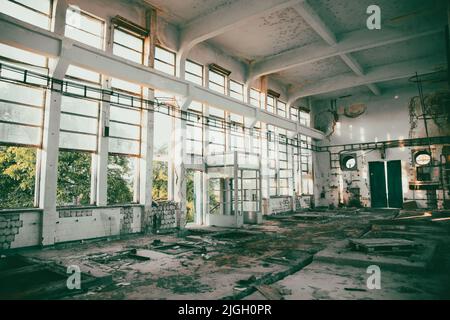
[
  {"x1": 39, "y1": 56, "x2": 69, "y2": 246},
  {"x1": 173, "y1": 108, "x2": 187, "y2": 229},
  {"x1": 202, "y1": 106, "x2": 210, "y2": 225},
  {"x1": 53, "y1": 0, "x2": 68, "y2": 36},
  {"x1": 139, "y1": 89, "x2": 155, "y2": 232},
  {"x1": 90, "y1": 79, "x2": 111, "y2": 206}
]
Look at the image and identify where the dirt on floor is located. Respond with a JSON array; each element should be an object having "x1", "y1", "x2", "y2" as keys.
[{"x1": 2, "y1": 208, "x2": 450, "y2": 300}]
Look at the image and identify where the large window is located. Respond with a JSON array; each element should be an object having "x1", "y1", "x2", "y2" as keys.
[
  {"x1": 277, "y1": 101, "x2": 287, "y2": 118},
  {"x1": 60, "y1": 65, "x2": 101, "y2": 152},
  {"x1": 65, "y1": 7, "x2": 105, "y2": 49},
  {"x1": 250, "y1": 89, "x2": 262, "y2": 108},
  {"x1": 109, "y1": 78, "x2": 142, "y2": 156},
  {"x1": 278, "y1": 131, "x2": 291, "y2": 196},
  {"x1": 186, "y1": 101, "x2": 204, "y2": 164},
  {"x1": 154, "y1": 46, "x2": 175, "y2": 76},
  {"x1": 209, "y1": 70, "x2": 226, "y2": 94},
  {"x1": 299, "y1": 135, "x2": 313, "y2": 195},
  {"x1": 208, "y1": 107, "x2": 226, "y2": 155},
  {"x1": 299, "y1": 110, "x2": 311, "y2": 127},
  {"x1": 229, "y1": 80, "x2": 244, "y2": 102},
  {"x1": 113, "y1": 27, "x2": 144, "y2": 64},
  {"x1": 185, "y1": 60, "x2": 203, "y2": 85},
  {"x1": 0, "y1": 44, "x2": 48, "y2": 147},
  {"x1": 0, "y1": 44, "x2": 48, "y2": 209},
  {"x1": 266, "y1": 96, "x2": 275, "y2": 114},
  {"x1": 0, "y1": 146, "x2": 36, "y2": 208},
  {"x1": 290, "y1": 107, "x2": 299, "y2": 122},
  {"x1": 0, "y1": 0, "x2": 53, "y2": 30},
  {"x1": 229, "y1": 113, "x2": 244, "y2": 152},
  {"x1": 267, "y1": 125, "x2": 277, "y2": 196},
  {"x1": 57, "y1": 150, "x2": 92, "y2": 206},
  {"x1": 107, "y1": 154, "x2": 135, "y2": 204}
]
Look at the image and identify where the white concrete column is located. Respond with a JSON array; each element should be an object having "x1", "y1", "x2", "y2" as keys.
[
  {"x1": 52, "y1": 0, "x2": 68, "y2": 36},
  {"x1": 39, "y1": 56, "x2": 69, "y2": 246},
  {"x1": 202, "y1": 106, "x2": 210, "y2": 225},
  {"x1": 90, "y1": 79, "x2": 111, "y2": 206},
  {"x1": 139, "y1": 89, "x2": 155, "y2": 231},
  {"x1": 167, "y1": 111, "x2": 175, "y2": 200},
  {"x1": 261, "y1": 123, "x2": 269, "y2": 199},
  {"x1": 176, "y1": 49, "x2": 188, "y2": 80},
  {"x1": 173, "y1": 109, "x2": 187, "y2": 229}
]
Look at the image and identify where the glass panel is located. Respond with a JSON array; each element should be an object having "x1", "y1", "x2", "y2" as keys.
[
  {"x1": 109, "y1": 137, "x2": 140, "y2": 155},
  {"x1": 0, "y1": 43, "x2": 47, "y2": 67},
  {"x1": 113, "y1": 45, "x2": 142, "y2": 64},
  {"x1": 56, "y1": 150, "x2": 92, "y2": 206},
  {"x1": 0, "y1": 0, "x2": 51, "y2": 30},
  {"x1": 107, "y1": 154, "x2": 135, "y2": 204},
  {"x1": 114, "y1": 29, "x2": 143, "y2": 52},
  {"x1": 0, "y1": 146, "x2": 36, "y2": 209},
  {"x1": 0, "y1": 123, "x2": 40, "y2": 145}
]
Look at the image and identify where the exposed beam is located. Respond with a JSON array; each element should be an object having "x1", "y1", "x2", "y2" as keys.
[
  {"x1": 292, "y1": 1, "x2": 336, "y2": 46},
  {"x1": 288, "y1": 56, "x2": 445, "y2": 103},
  {"x1": 292, "y1": 1, "x2": 378, "y2": 95},
  {"x1": 366, "y1": 83, "x2": 381, "y2": 96},
  {"x1": 248, "y1": 25, "x2": 442, "y2": 83},
  {"x1": 179, "y1": 0, "x2": 301, "y2": 54},
  {"x1": 0, "y1": 13, "x2": 324, "y2": 140}
]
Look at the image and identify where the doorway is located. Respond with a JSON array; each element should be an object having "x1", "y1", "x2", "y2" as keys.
[{"x1": 369, "y1": 160, "x2": 403, "y2": 208}]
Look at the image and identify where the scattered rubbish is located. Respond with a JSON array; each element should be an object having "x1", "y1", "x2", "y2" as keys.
[
  {"x1": 201, "y1": 254, "x2": 211, "y2": 260},
  {"x1": 88, "y1": 249, "x2": 149, "y2": 264},
  {"x1": 350, "y1": 238, "x2": 418, "y2": 254},
  {"x1": 151, "y1": 243, "x2": 197, "y2": 255},
  {"x1": 403, "y1": 201, "x2": 418, "y2": 210},
  {"x1": 116, "y1": 282, "x2": 131, "y2": 287},
  {"x1": 254, "y1": 284, "x2": 283, "y2": 300},
  {"x1": 344, "y1": 287, "x2": 367, "y2": 292},
  {"x1": 152, "y1": 239, "x2": 162, "y2": 246},
  {"x1": 237, "y1": 275, "x2": 257, "y2": 287}
]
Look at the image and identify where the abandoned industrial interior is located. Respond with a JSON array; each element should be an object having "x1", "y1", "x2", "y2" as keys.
[{"x1": 0, "y1": 0, "x2": 449, "y2": 302}]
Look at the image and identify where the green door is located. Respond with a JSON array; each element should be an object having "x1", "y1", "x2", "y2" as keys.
[
  {"x1": 369, "y1": 161, "x2": 387, "y2": 208},
  {"x1": 387, "y1": 160, "x2": 403, "y2": 208}
]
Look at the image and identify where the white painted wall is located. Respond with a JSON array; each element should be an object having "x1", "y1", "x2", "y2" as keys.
[{"x1": 312, "y1": 84, "x2": 448, "y2": 209}]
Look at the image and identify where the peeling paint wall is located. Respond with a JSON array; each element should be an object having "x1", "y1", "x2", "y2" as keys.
[{"x1": 313, "y1": 84, "x2": 448, "y2": 209}]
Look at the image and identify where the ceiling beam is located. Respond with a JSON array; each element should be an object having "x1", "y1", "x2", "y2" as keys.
[
  {"x1": 288, "y1": 56, "x2": 445, "y2": 104},
  {"x1": 292, "y1": 1, "x2": 380, "y2": 95},
  {"x1": 179, "y1": 0, "x2": 301, "y2": 55},
  {"x1": 248, "y1": 25, "x2": 441, "y2": 84}
]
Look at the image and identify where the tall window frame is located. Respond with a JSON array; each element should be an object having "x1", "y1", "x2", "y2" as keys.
[
  {"x1": 154, "y1": 46, "x2": 176, "y2": 76},
  {"x1": 113, "y1": 26, "x2": 145, "y2": 65}
]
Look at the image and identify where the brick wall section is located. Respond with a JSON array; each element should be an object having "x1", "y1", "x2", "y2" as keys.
[
  {"x1": 0, "y1": 213, "x2": 23, "y2": 250},
  {"x1": 58, "y1": 209, "x2": 93, "y2": 218},
  {"x1": 152, "y1": 201, "x2": 179, "y2": 232},
  {"x1": 120, "y1": 206, "x2": 134, "y2": 234}
]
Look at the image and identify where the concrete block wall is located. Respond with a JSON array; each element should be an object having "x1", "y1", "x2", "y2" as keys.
[
  {"x1": 0, "y1": 213, "x2": 23, "y2": 250},
  {"x1": 1, "y1": 210, "x2": 40, "y2": 251},
  {"x1": 1, "y1": 205, "x2": 146, "y2": 250},
  {"x1": 151, "y1": 201, "x2": 179, "y2": 231},
  {"x1": 263, "y1": 196, "x2": 293, "y2": 215},
  {"x1": 55, "y1": 207, "x2": 121, "y2": 243}
]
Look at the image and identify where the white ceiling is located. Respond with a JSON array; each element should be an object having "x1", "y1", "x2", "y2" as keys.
[{"x1": 141, "y1": 0, "x2": 448, "y2": 100}]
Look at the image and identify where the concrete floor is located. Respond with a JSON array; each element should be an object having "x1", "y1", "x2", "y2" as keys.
[{"x1": 10, "y1": 208, "x2": 450, "y2": 300}]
